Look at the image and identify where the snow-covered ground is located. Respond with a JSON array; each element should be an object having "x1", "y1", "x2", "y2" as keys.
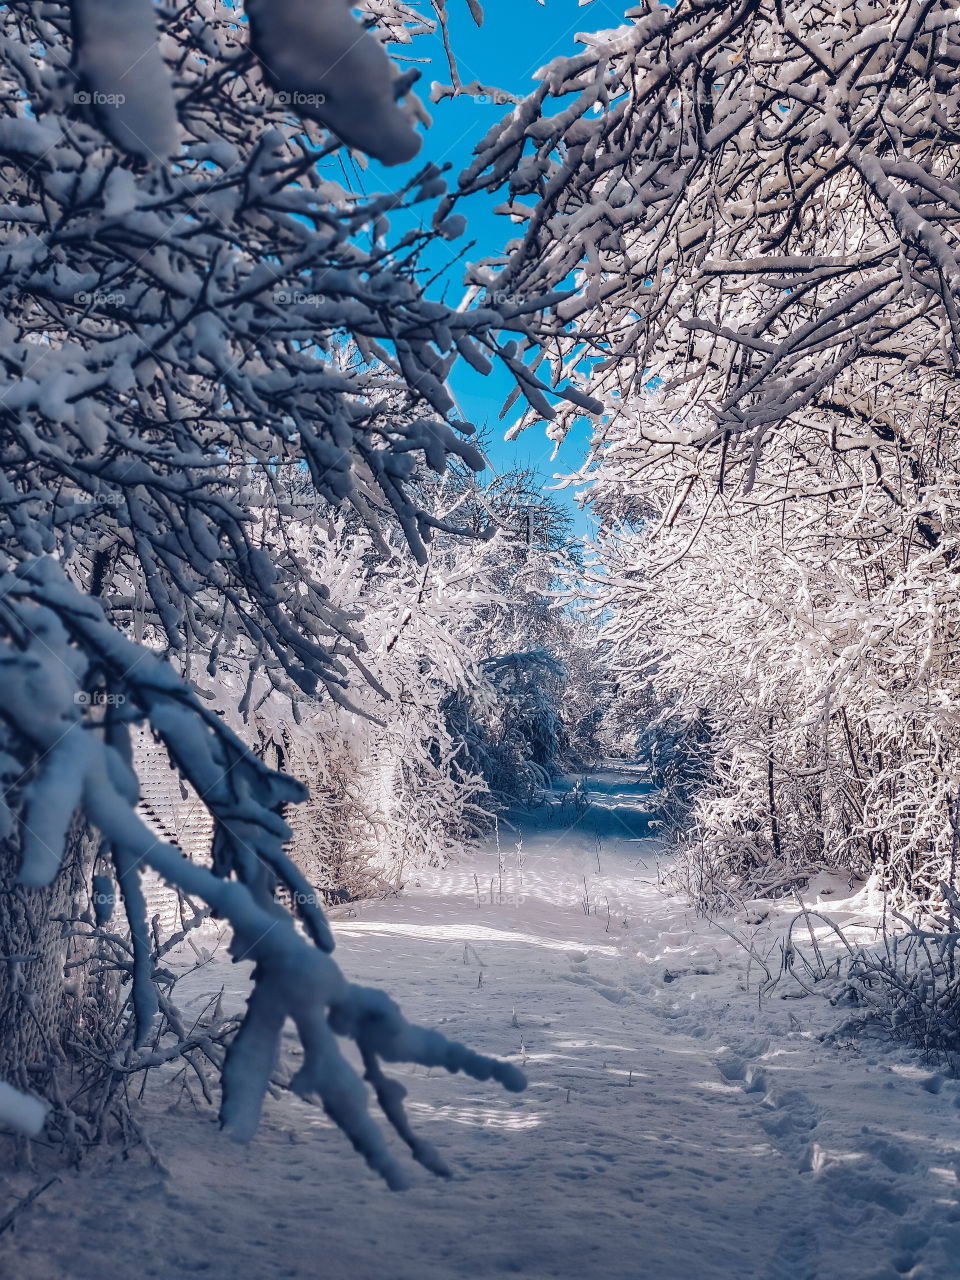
[{"x1": 6, "y1": 766, "x2": 960, "y2": 1279}]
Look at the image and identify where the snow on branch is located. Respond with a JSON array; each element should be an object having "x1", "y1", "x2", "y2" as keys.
[
  {"x1": 68, "y1": 0, "x2": 426, "y2": 164},
  {"x1": 0, "y1": 1, "x2": 585, "y2": 709},
  {"x1": 247, "y1": 0, "x2": 423, "y2": 165},
  {"x1": 70, "y1": 0, "x2": 178, "y2": 160},
  {"x1": 0, "y1": 1081, "x2": 48, "y2": 1137},
  {"x1": 455, "y1": 0, "x2": 960, "y2": 455},
  {"x1": 0, "y1": 559, "x2": 524, "y2": 1184}
]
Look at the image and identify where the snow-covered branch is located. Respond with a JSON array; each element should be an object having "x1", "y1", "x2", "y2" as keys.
[
  {"x1": 0, "y1": 558, "x2": 524, "y2": 1182},
  {"x1": 458, "y1": 1, "x2": 960, "y2": 455}
]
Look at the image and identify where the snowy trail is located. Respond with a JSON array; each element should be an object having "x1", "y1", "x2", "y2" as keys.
[{"x1": 7, "y1": 766, "x2": 960, "y2": 1279}]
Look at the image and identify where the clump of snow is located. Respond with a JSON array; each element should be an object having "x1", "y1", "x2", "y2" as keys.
[
  {"x1": 247, "y1": 0, "x2": 423, "y2": 165},
  {"x1": 0, "y1": 1082, "x2": 47, "y2": 1137},
  {"x1": 71, "y1": 0, "x2": 177, "y2": 160}
]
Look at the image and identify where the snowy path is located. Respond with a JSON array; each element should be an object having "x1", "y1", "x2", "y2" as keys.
[{"x1": 7, "y1": 766, "x2": 960, "y2": 1279}]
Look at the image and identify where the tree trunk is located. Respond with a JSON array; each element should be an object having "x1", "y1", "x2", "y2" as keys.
[{"x1": 0, "y1": 823, "x2": 88, "y2": 1088}]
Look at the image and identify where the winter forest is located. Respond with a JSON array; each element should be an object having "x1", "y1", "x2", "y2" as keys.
[{"x1": 7, "y1": 0, "x2": 960, "y2": 1276}]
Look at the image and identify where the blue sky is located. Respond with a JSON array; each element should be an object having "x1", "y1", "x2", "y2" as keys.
[{"x1": 345, "y1": 1, "x2": 633, "y2": 536}]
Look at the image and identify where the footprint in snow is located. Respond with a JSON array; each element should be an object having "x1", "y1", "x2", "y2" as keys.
[
  {"x1": 889, "y1": 1221, "x2": 930, "y2": 1274},
  {"x1": 861, "y1": 1134, "x2": 918, "y2": 1175},
  {"x1": 715, "y1": 1050, "x2": 747, "y2": 1082},
  {"x1": 560, "y1": 970, "x2": 630, "y2": 1003}
]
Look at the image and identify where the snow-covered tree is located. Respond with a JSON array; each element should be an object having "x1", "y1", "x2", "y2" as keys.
[
  {"x1": 230, "y1": 491, "x2": 500, "y2": 891},
  {"x1": 413, "y1": 466, "x2": 612, "y2": 806},
  {"x1": 444, "y1": 0, "x2": 960, "y2": 911},
  {"x1": 458, "y1": 1, "x2": 960, "y2": 457},
  {"x1": 0, "y1": 0, "x2": 592, "y2": 1173},
  {"x1": 586, "y1": 385, "x2": 960, "y2": 910}
]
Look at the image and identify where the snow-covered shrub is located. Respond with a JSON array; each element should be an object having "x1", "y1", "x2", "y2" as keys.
[
  {"x1": 585, "y1": 394, "x2": 960, "y2": 911},
  {"x1": 841, "y1": 909, "x2": 960, "y2": 1072},
  {"x1": 239, "y1": 509, "x2": 497, "y2": 891},
  {"x1": 558, "y1": 777, "x2": 591, "y2": 823},
  {"x1": 638, "y1": 708, "x2": 715, "y2": 843}
]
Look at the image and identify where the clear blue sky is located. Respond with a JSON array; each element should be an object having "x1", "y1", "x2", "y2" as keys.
[{"x1": 344, "y1": 1, "x2": 634, "y2": 536}]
